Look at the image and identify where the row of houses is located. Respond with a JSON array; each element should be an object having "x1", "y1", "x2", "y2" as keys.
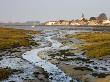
[
  {"x1": 45, "y1": 19, "x2": 110, "y2": 26},
  {"x1": 45, "y1": 14, "x2": 110, "y2": 26}
]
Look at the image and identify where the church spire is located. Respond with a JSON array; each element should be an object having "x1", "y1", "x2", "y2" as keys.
[{"x1": 81, "y1": 13, "x2": 84, "y2": 18}]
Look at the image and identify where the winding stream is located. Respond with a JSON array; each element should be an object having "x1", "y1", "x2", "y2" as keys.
[
  {"x1": 22, "y1": 30, "x2": 78, "y2": 82},
  {"x1": 1, "y1": 26, "x2": 110, "y2": 82}
]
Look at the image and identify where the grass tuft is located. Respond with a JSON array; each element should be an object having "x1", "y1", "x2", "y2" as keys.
[{"x1": 0, "y1": 68, "x2": 12, "y2": 80}]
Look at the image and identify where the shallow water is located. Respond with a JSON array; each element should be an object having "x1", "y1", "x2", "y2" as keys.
[
  {"x1": 3, "y1": 26, "x2": 110, "y2": 81},
  {"x1": 22, "y1": 30, "x2": 77, "y2": 82}
]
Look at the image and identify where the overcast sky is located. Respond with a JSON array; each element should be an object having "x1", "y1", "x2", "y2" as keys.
[{"x1": 0, "y1": 0, "x2": 109, "y2": 22}]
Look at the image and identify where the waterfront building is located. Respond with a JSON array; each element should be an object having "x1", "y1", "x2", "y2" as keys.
[
  {"x1": 57, "y1": 20, "x2": 70, "y2": 25},
  {"x1": 45, "y1": 21, "x2": 56, "y2": 25},
  {"x1": 103, "y1": 20, "x2": 110, "y2": 25},
  {"x1": 88, "y1": 20, "x2": 99, "y2": 26},
  {"x1": 70, "y1": 20, "x2": 80, "y2": 25}
]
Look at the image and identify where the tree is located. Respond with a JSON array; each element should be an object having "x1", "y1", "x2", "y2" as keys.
[
  {"x1": 97, "y1": 13, "x2": 107, "y2": 24},
  {"x1": 89, "y1": 17, "x2": 96, "y2": 21},
  {"x1": 97, "y1": 13, "x2": 107, "y2": 21}
]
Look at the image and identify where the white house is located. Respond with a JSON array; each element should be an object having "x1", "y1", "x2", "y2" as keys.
[
  {"x1": 45, "y1": 21, "x2": 56, "y2": 25},
  {"x1": 103, "y1": 20, "x2": 110, "y2": 24}
]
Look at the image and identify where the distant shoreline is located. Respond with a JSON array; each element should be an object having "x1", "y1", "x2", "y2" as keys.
[
  {"x1": 42, "y1": 25, "x2": 110, "y2": 27},
  {"x1": 1, "y1": 25, "x2": 110, "y2": 27}
]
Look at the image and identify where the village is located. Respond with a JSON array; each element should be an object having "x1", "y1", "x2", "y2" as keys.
[{"x1": 45, "y1": 13, "x2": 110, "y2": 26}]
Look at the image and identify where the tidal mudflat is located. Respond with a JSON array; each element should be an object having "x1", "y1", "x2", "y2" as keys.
[
  {"x1": 0, "y1": 27, "x2": 49, "y2": 82},
  {"x1": 36, "y1": 26, "x2": 110, "y2": 82},
  {"x1": 0, "y1": 26, "x2": 110, "y2": 82}
]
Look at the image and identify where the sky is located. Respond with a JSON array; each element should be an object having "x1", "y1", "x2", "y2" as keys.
[{"x1": 0, "y1": 0, "x2": 110, "y2": 22}]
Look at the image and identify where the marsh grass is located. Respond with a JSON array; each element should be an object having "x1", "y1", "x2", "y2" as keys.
[
  {"x1": 49, "y1": 49, "x2": 75, "y2": 57},
  {"x1": 74, "y1": 67, "x2": 93, "y2": 71},
  {"x1": 0, "y1": 68, "x2": 12, "y2": 80},
  {"x1": 92, "y1": 73, "x2": 110, "y2": 78},
  {"x1": 0, "y1": 27, "x2": 39, "y2": 50},
  {"x1": 66, "y1": 32, "x2": 110, "y2": 58}
]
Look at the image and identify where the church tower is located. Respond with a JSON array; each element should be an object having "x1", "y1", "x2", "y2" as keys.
[
  {"x1": 80, "y1": 13, "x2": 85, "y2": 20},
  {"x1": 81, "y1": 13, "x2": 84, "y2": 18}
]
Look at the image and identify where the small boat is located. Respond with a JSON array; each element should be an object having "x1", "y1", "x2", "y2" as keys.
[{"x1": 32, "y1": 25, "x2": 35, "y2": 28}]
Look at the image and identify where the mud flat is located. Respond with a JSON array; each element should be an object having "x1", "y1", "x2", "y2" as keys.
[
  {"x1": 1, "y1": 27, "x2": 110, "y2": 82},
  {"x1": 0, "y1": 46, "x2": 50, "y2": 82},
  {"x1": 22, "y1": 31, "x2": 77, "y2": 82},
  {"x1": 38, "y1": 30, "x2": 110, "y2": 82},
  {"x1": 0, "y1": 27, "x2": 49, "y2": 82}
]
